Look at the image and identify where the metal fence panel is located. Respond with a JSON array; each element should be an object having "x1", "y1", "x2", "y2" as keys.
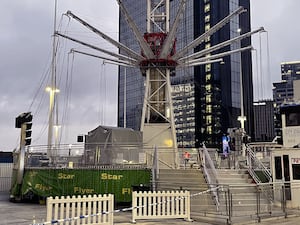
[{"x1": 0, "y1": 163, "x2": 13, "y2": 192}]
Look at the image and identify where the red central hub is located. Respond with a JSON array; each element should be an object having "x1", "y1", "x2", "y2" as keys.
[{"x1": 140, "y1": 32, "x2": 177, "y2": 73}]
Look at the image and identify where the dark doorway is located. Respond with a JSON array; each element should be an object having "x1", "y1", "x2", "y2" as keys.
[{"x1": 283, "y1": 155, "x2": 291, "y2": 200}]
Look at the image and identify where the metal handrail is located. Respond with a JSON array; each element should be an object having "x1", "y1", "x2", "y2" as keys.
[
  {"x1": 246, "y1": 145, "x2": 273, "y2": 203},
  {"x1": 246, "y1": 145, "x2": 272, "y2": 182},
  {"x1": 200, "y1": 143, "x2": 220, "y2": 209}
]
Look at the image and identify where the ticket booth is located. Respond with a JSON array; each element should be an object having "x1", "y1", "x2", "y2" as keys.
[
  {"x1": 271, "y1": 149, "x2": 300, "y2": 208},
  {"x1": 271, "y1": 103, "x2": 300, "y2": 208}
]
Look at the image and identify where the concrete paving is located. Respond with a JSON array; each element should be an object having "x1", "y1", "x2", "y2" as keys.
[{"x1": 1, "y1": 192, "x2": 300, "y2": 225}]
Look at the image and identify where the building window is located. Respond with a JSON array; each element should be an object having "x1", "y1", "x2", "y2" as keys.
[
  {"x1": 206, "y1": 105, "x2": 212, "y2": 113},
  {"x1": 205, "y1": 36, "x2": 211, "y2": 42},
  {"x1": 206, "y1": 74, "x2": 211, "y2": 82},
  {"x1": 205, "y1": 84, "x2": 212, "y2": 93},
  {"x1": 275, "y1": 156, "x2": 282, "y2": 180},
  {"x1": 205, "y1": 24, "x2": 210, "y2": 31},
  {"x1": 204, "y1": 4, "x2": 210, "y2": 13},
  {"x1": 292, "y1": 164, "x2": 300, "y2": 180},
  {"x1": 205, "y1": 43, "x2": 211, "y2": 49},
  {"x1": 286, "y1": 112, "x2": 300, "y2": 126},
  {"x1": 206, "y1": 115, "x2": 212, "y2": 124},
  {"x1": 205, "y1": 15, "x2": 210, "y2": 23},
  {"x1": 207, "y1": 125, "x2": 212, "y2": 134},
  {"x1": 206, "y1": 94, "x2": 211, "y2": 103},
  {"x1": 205, "y1": 64, "x2": 211, "y2": 72}
]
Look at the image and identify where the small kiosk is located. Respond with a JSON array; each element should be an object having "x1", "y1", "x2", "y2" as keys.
[{"x1": 271, "y1": 103, "x2": 300, "y2": 208}]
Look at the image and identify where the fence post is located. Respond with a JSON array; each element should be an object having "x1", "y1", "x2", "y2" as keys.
[
  {"x1": 109, "y1": 194, "x2": 114, "y2": 224},
  {"x1": 226, "y1": 188, "x2": 232, "y2": 225},
  {"x1": 185, "y1": 191, "x2": 192, "y2": 222},
  {"x1": 282, "y1": 184, "x2": 287, "y2": 218},
  {"x1": 46, "y1": 196, "x2": 53, "y2": 223},
  {"x1": 256, "y1": 185, "x2": 261, "y2": 222},
  {"x1": 132, "y1": 191, "x2": 137, "y2": 223}
]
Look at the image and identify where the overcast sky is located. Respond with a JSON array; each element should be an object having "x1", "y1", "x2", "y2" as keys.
[{"x1": 1, "y1": 0, "x2": 299, "y2": 151}]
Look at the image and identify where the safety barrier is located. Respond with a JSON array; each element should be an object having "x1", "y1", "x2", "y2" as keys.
[
  {"x1": 46, "y1": 194, "x2": 114, "y2": 225},
  {"x1": 31, "y1": 184, "x2": 290, "y2": 225},
  {"x1": 0, "y1": 163, "x2": 13, "y2": 192},
  {"x1": 132, "y1": 190, "x2": 191, "y2": 223}
]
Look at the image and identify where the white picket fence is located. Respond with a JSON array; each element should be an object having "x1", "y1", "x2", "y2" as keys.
[
  {"x1": 132, "y1": 190, "x2": 191, "y2": 223},
  {"x1": 46, "y1": 194, "x2": 114, "y2": 225}
]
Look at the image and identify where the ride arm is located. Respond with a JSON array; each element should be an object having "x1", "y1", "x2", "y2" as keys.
[
  {"x1": 56, "y1": 32, "x2": 138, "y2": 64},
  {"x1": 71, "y1": 49, "x2": 137, "y2": 67},
  {"x1": 66, "y1": 11, "x2": 144, "y2": 62},
  {"x1": 178, "y1": 58, "x2": 224, "y2": 67},
  {"x1": 179, "y1": 46, "x2": 253, "y2": 66},
  {"x1": 178, "y1": 27, "x2": 264, "y2": 63},
  {"x1": 116, "y1": 0, "x2": 155, "y2": 59},
  {"x1": 160, "y1": 0, "x2": 186, "y2": 58},
  {"x1": 173, "y1": 6, "x2": 247, "y2": 60}
]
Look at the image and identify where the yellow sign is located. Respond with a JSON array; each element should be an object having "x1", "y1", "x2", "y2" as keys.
[
  {"x1": 74, "y1": 186, "x2": 95, "y2": 195},
  {"x1": 101, "y1": 173, "x2": 123, "y2": 180},
  {"x1": 58, "y1": 173, "x2": 75, "y2": 180}
]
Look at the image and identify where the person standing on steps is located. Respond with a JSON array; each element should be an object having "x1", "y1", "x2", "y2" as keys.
[
  {"x1": 183, "y1": 151, "x2": 191, "y2": 169},
  {"x1": 222, "y1": 134, "x2": 230, "y2": 157}
]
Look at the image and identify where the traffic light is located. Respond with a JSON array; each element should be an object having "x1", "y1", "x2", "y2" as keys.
[{"x1": 16, "y1": 112, "x2": 33, "y2": 146}]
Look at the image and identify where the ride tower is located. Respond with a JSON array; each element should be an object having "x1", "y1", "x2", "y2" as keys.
[
  {"x1": 139, "y1": 0, "x2": 181, "y2": 168},
  {"x1": 56, "y1": 0, "x2": 264, "y2": 168}
]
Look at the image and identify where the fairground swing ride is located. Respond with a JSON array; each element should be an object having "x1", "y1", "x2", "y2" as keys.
[{"x1": 12, "y1": 0, "x2": 264, "y2": 202}]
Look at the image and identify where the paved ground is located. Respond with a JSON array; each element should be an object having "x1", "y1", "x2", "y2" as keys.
[{"x1": 1, "y1": 193, "x2": 300, "y2": 225}]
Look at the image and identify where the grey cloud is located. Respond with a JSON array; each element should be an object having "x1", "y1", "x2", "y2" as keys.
[{"x1": 1, "y1": 0, "x2": 300, "y2": 150}]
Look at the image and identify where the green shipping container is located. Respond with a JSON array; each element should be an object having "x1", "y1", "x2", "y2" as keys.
[{"x1": 11, "y1": 168, "x2": 151, "y2": 203}]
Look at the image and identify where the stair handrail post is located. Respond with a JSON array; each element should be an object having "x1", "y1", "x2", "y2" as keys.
[
  {"x1": 200, "y1": 143, "x2": 220, "y2": 208},
  {"x1": 152, "y1": 145, "x2": 159, "y2": 190},
  {"x1": 247, "y1": 145, "x2": 272, "y2": 183},
  {"x1": 282, "y1": 184, "x2": 287, "y2": 217},
  {"x1": 256, "y1": 184, "x2": 261, "y2": 222}
]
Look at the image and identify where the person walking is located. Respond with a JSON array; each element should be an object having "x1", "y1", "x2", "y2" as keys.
[
  {"x1": 183, "y1": 151, "x2": 191, "y2": 169},
  {"x1": 222, "y1": 134, "x2": 230, "y2": 157}
]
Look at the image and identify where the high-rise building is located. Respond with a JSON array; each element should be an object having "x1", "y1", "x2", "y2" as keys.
[
  {"x1": 118, "y1": 0, "x2": 254, "y2": 148},
  {"x1": 273, "y1": 61, "x2": 300, "y2": 143},
  {"x1": 253, "y1": 100, "x2": 275, "y2": 142},
  {"x1": 273, "y1": 61, "x2": 300, "y2": 107}
]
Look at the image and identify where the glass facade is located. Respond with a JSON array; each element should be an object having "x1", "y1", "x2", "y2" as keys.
[
  {"x1": 118, "y1": 0, "x2": 254, "y2": 148},
  {"x1": 273, "y1": 61, "x2": 300, "y2": 143},
  {"x1": 273, "y1": 61, "x2": 300, "y2": 107}
]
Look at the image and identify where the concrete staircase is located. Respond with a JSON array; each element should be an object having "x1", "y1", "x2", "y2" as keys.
[
  {"x1": 216, "y1": 169, "x2": 271, "y2": 216},
  {"x1": 156, "y1": 169, "x2": 217, "y2": 214}
]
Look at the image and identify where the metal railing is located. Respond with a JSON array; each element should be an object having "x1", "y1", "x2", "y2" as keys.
[
  {"x1": 246, "y1": 145, "x2": 272, "y2": 183},
  {"x1": 246, "y1": 144, "x2": 274, "y2": 205},
  {"x1": 0, "y1": 163, "x2": 13, "y2": 192},
  {"x1": 199, "y1": 143, "x2": 220, "y2": 209}
]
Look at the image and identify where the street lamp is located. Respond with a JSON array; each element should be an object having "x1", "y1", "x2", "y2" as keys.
[
  {"x1": 123, "y1": 66, "x2": 127, "y2": 128},
  {"x1": 46, "y1": 86, "x2": 60, "y2": 162},
  {"x1": 237, "y1": 28, "x2": 247, "y2": 130},
  {"x1": 251, "y1": 48, "x2": 260, "y2": 101}
]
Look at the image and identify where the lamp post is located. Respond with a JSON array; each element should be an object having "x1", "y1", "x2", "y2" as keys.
[
  {"x1": 251, "y1": 48, "x2": 260, "y2": 100},
  {"x1": 237, "y1": 28, "x2": 247, "y2": 130},
  {"x1": 124, "y1": 66, "x2": 127, "y2": 128},
  {"x1": 46, "y1": 86, "x2": 60, "y2": 162}
]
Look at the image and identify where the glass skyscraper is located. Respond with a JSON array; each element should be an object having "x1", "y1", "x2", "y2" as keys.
[{"x1": 118, "y1": 0, "x2": 254, "y2": 148}]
